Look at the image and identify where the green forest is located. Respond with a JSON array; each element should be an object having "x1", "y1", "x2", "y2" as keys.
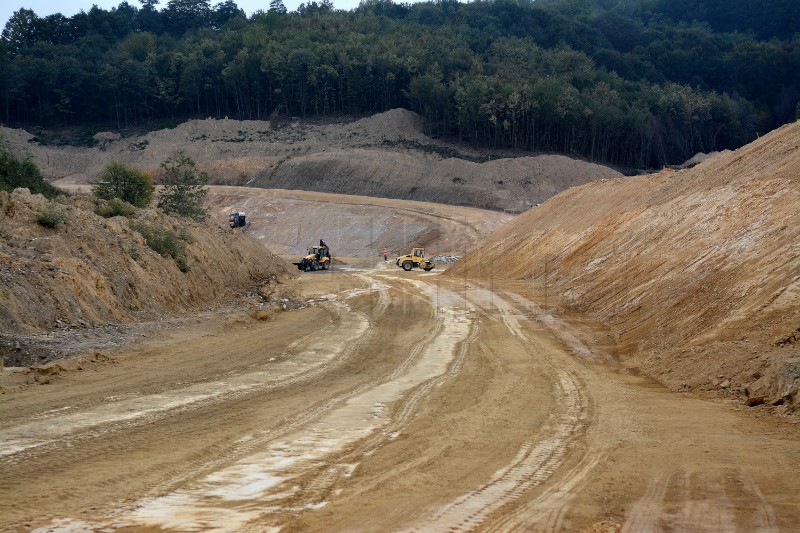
[{"x1": 1, "y1": 0, "x2": 798, "y2": 169}]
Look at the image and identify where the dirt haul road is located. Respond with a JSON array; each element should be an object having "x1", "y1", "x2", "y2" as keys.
[{"x1": 2, "y1": 263, "x2": 798, "y2": 532}]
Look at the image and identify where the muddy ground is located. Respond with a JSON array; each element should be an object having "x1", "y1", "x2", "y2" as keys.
[{"x1": 1, "y1": 264, "x2": 798, "y2": 532}]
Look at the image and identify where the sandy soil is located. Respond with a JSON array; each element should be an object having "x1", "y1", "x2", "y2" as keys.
[
  {"x1": 2, "y1": 109, "x2": 622, "y2": 213},
  {"x1": 448, "y1": 120, "x2": 800, "y2": 417},
  {"x1": 1, "y1": 266, "x2": 798, "y2": 532}
]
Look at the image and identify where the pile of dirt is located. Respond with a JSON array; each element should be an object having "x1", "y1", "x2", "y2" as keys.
[
  {"x1": 252, "y1": 150, "x2": 619, "y2": 211},
  {"x1": 447, "y1": 121, "x2": 800, "y2": 415},
  {"x1": 335, "y1": 108, "x2": 428, "y2": 142},
  {"x1": 0, "y1": 188, "x2": 296, "y2": 366},
  {"x1": 2, "y1": 109, "x2": 621, "y2": 212}
]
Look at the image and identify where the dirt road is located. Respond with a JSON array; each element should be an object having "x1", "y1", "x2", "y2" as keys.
[{"x1": 2, "y1": 264, "x2": 798, "y2": 532}]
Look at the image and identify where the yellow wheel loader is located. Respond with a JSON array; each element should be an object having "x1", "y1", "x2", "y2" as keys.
[
  {"x1": 396, "y1": 247, "x2": 435, "y2": 271},
  {"x1": 294, "y1": 240, "x2": 332, "y2": 272}
]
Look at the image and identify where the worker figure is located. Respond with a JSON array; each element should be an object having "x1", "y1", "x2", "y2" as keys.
[{"x1": 383, "y1": 248, "x2": 388, "y2": 262}]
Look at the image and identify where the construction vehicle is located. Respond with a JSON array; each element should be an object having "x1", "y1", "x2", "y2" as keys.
[
  {"x1": 396, "y1": 247, "x2": 435, "y2": 271},
  {"x1": 229, "y1": 211, "x2": 248, "y2": 229},
  {"x1": 294, "y1": 240, "x2": 332, "y2": 271}
]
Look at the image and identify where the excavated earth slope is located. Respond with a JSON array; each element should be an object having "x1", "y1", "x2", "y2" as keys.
[
  {"x1": 0, "y1": 189, "x2": 295, "y2": 366},
  {"x1": 447, "y1": 120, "x2": 800, "y2": 415},
  {"x1": 250, "y1": 148, "x2": 615, "y2": 211},
  {"x1": 2, "y1": 109, "x2": 622, "y2": 212},
  {"x1": 204, "y1": 186, "x2": 512, "y2": 258}
]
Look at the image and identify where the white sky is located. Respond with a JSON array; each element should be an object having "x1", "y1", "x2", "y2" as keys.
[{"x1": 1, "y1": 0, "x2": 388, "y2": 29}]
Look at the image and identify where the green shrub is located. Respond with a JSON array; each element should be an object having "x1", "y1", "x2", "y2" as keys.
[
  {"x1": 36, "y1": 205, "x2": 67, "y2": 228},
  {"x1": 129, "y1": 140, "x2": 149, "y2": 151},
  {"x1": 95, "y1": 197, "x2": 137, "y2": 218},
  {"x1": 131, "y1": 222, "x2": 190, "y2": 271},
  {"x1": 177, "y1": 226, "x2": 195, "y2": 244},
  {"x1": 175, "y1": 254, "x2": 190, "y2": 273},
  {"x1": 0, "y1": 138, "x2": 61, "y2": 199},
  {"x1": 93, "y1": 162, "x2": 154, "y2": 208},
  {"x1": 127, "y1": 243, "x2": 142, "y2": 261},
  {"x1": 157, "y1": 152, "x2": 209, "y2": 219}
]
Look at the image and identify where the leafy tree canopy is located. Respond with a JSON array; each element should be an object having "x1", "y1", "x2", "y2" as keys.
[
  {"x1": 93, "y1": 161, "x2": 155, "y2": 207},
  {"x1": 1, "y1": 0, "x2": 797, "y2": 169},
  {"x1": 157, "y1": 151, "x2": 209, "y2": 219}
]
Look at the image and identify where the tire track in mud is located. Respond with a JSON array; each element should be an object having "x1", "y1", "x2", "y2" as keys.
[
  {"x1": 416, "y1": 369, "x2": 588, "y2": 532},
  {"x1": 621, "y1": 469, "x2": 779, "y2": 533},
  {"x1": 2, "y1": 293, "x2": 379, "y2": 530},
  {"x1": 0, "y1": 292, "x2": 377, "y2": 459},
  {"x1": 738, "y1": 472, "x2": 780, "y2": 532},
  {"x1": 500, "y1": 290, "x2": 598, "y2": 361},
  {"x1": 278, "y1": 277, "x2": 481, "y2": 516},
  {"x1": 88, "y1": 275, "x2": 475, "y2": 532},
  {"x1": 489, "y1": 451, "x2": 607, "y2": 532},
  {"x1": 470, "y1": 287, "x2": 783, "y2": 533},
  {"x1": 276, "y1": 274, "x2": 481, "y2": 514},
  {"x1": 296, "y1": 316, "x2": 482, "y2": 508},
  {"x1": 11, "y1": 277, "x2": 393, "y2": 532},
  {"x1": 132, "y1": 278, "x2": 395, "y2": 500},
  {"x1": 407, "y1": 284, "x2": 592, "y2": 532}
]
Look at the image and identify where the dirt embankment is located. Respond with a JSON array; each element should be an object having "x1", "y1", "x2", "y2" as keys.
[
  {"x1": 0, "y1": 189, "x2": 296, "y2": 366},
  {"x1": 2, "y1": 109, "x2": 622, "y2": 213},
  {"x1": 204, "y1": 186, "x2": 512, "y2": 258},
  {"x1": 447, "y1": 121, "x2": 800, "y2": 415},
  {"x1": 250, "y1": 147, "x2": 620, "y2": 212}
]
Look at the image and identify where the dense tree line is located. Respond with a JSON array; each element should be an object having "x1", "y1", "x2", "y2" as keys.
[{"x1": 1, "y1": 0, "x2": 798, "y2": 169}]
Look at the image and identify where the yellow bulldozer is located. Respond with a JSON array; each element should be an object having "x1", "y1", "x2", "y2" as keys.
[{"x1": 396, "y1": 247, "x2": 435, "y2": 271}]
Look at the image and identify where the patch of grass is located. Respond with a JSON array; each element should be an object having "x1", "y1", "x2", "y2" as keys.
[
  {"x1": 35, "y1": 205, "x2": 67, "y2": 228},
  {"x1": 177, "y1": 226, "x2": 195, "y2": 244},
  {"x1": 95, "y1": 198, "x2": 137, "y2": 218},
  {"x1": 131, "y1": 222, "x2": 191, "y2": 272},
  {"x1": 175, "y1": 254, "x2": 190, "y2": 272},
  {"x1": 129, "y1": 139, "x2": 149, "y2": 151},
  {"x1": 380, "y1": 139, "x2": 489, "y2": 163},
  {"x1": 127, "y1": 243, "x2": 142, "y2": 261}
]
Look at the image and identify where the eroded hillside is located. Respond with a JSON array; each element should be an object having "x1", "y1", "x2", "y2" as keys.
[
  {"x1": 447, "y1": 121, "x2": 800, "y2": 415},
  {"x1": 0, "y1": 189, "x2": 295, "y2": 366},
  {"x1": 2, "y1": 109, "x2": 622, "y2": 212}
]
